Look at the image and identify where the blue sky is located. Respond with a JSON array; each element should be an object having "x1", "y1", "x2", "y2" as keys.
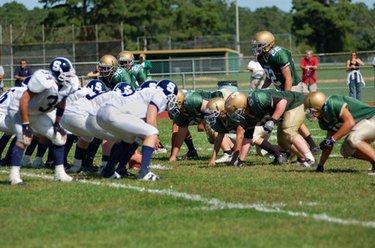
[{"x1": 0, "y1": 0, "x2": 373, "y2": 12}]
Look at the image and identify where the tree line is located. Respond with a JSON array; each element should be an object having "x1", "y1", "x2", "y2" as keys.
[{"x1": 0, "y1": 0, "x2": 374, "y2": 53}]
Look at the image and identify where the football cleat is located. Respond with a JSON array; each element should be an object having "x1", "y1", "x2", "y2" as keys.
[
  {"x1": 139, "y1": 171, "x2": 161, "y2": 181},
  {"x1": 368, "y1": 167, "x2": 375, "y2": 176},
  {"x1": 299, "y1": 158, "x2": 316, "y2": 167},
  {"x1": 153, "y1": 148, "x2": 167, "y2": 155},
  {"x1": 310, "y1": 146, "x2": 321, "y2": 155},
  {"x1": 21, "y1": 155, "x2": 32, "y2": 167},
  {"x1": 54, "y1": 172, "x2": 73, "y2": 182},
  {"x1": 31, "y1": 157, "x2": 44, "y2": 169},
  {"x1": 215, "y1": 153, "x2": 233, "y2": 164},
  {"x1": 9, "y1": 178, "x2": 27, "y2": 186},
  {"x1": 177, "y1": 151, "x2": 199, "y2": 160},
  {"x1": 271, "y1": 153, "x2": 288, "y2": 165}
]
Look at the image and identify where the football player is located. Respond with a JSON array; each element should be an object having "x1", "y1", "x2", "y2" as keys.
[
  {"x1": 168, "y1": 89, "x2": 232, "y2": 162},
  {"x1": 8, "y1": 57, "x2": 79, "y2": 185},
  {"x1": 225, "y1": 91, "x2": 288, "y2": 166},
  {"x1": 305, "y1": 92, "x2": 375, "y2": 174},
  {"x1": 0, "y1": 86, "x2": 28, "y2": 163},
  {"x1": 61, "y1": 80, "x2": 127, "y2": 173},
  {"x1": 226, "y1": 90, "x2": 315, "y2": 167},
  {"x1": 204, "y1": 97, "x2": 244, "y2": 166},
  {"x1": 96, "y1": 79, "x2": 179, "y2": 180},
  {"x1": 252, "y1": 31, "x2": 320, "y2": 155},
  {"x1": 117, "y1": 51, "x2": 147, "y2": 89},
  {"x1": 98, "y1": 54, "x2": 132, "y2": 90}
]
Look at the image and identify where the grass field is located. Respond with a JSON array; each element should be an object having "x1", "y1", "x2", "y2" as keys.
[{"x1": 1, "y1": 114, "x2": 375, "y2": 247}]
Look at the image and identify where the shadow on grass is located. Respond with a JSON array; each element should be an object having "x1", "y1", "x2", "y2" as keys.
[{"x1": 282, "y1": 168, "x2": 361, "y2": 174}]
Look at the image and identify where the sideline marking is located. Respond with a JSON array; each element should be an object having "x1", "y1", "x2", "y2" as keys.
[{"x1": 1, "y1": 170, "x2": 375, "y2": 229}]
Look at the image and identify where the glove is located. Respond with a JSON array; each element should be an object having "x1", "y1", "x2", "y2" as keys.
[
  {"x1": 22, "y1": 123, "x2": 33, "y2": 145},
  {"x1": 53, "y1": 122, "x2": 67, "y2": 137},
  {"x1": 316, "y1": 164, "x2": 324, "y2": 173},
  {"x1": 319, "y1": 137, "x2": 335, "y2": 151},
  {"x1": 263, "y1": 119, "x2": 276, "y2": 133}
]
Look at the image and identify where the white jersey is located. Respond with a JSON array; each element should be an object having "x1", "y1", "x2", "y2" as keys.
[
  {"x1": 66, "y1": 91, "x2": 121, "y2": 116},
  {"x1": 0, "y1": 87, "x2": 27, "y2": 114},
  {"x1": 105, "y1": 88, "x2": 167, "y2": 119},
  {"x1": 26, "y1": 69, "x2": 78, "y2": 115},
  {"x1": 65, "y1": 87, "x2": 92, "y2": 105}
]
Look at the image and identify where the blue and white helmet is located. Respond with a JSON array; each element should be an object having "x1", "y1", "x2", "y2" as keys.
[
  {"x1": 139, "y1": 80, "x2": 158, "y2": 90},
  {"x1": 157, "y1": 79, "x2": 179, "y2": 114},
  {"x1": 49, "y1": 57, "x2": 76, "y2": 84},
  {"x1": 113, "y1": 82, "x2": 135, "y2": 96},
  {"x1": 85, "y1": 79, "x2": 107, "y2": 94}
]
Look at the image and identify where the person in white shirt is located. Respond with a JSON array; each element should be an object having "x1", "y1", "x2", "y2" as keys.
[
  {"x1": 0, "y1": 65, "x2": 5, "y2": 94},
  {"x1": 247, "y1": 58, "x2": 265, "y2": 90}
]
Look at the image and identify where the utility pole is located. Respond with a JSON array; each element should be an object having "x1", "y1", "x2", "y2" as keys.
[{"x1": 235, "y1": 0, "x2": 240, "y2": 52}]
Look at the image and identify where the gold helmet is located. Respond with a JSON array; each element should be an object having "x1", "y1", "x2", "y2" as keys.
[
  {"x1": 98, "y1": 54, "x2": 118, "y2": 77},
  {"x1": 219, "y1": 88, "x2": 233, "y2": 101},
  {"x1": 252, "y1": 31, "x2": 275, "y2": 55},
  {"x1": 224, "y1": 91, "x2": 248, "y2": 123},
  {"x1": 205, "y1": 97, "x2": 226, "y2": 126},
  {"x1": 305, "y1": 92, "x2": 326, "y2": 120},
  {"x1": 117, "y1": 50, "x2": 134, "y2": 69},
  {"x1": 168, "y1": 89, "x2": 185, "y2": 118}
]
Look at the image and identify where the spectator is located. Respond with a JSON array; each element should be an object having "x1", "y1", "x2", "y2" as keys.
[
  {"x1": 87, "y1": 64, "x2": 100, "y2": 79},
  {"x1": 0, "y1": 65, "x2": 4, "y2": 94},
  {"x1": 138, "y1": 53, "x2": 153, "y2": 80},
  {"x1": 346, "y1": 51, "x2": 365, "y2": 100},
  {"x1": 300, "y1": 50, "x2": 318, "y2": 92},
  {"x1": 14, "y1": 59, "x2": 33, "y2": 87},
  {"x1": 247, "y1": 57, "x2": 265, "y2": 90}
]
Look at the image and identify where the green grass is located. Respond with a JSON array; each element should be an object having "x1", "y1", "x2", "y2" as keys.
[{"x1": 1, "y1": 118, "x2": 375, "y2": 248}]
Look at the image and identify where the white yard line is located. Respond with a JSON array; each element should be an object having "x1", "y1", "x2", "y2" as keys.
[{"x1": 1, "y1": 170, "x2": 374, "y2": 228}]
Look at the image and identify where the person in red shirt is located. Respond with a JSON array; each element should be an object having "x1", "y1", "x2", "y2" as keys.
[{"x1": 300, "y1": 51, "x2": 318, "y2": 92}]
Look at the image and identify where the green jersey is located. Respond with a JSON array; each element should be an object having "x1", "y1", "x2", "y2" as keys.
[
  {"x1": 319, "y1": 95, "x2": 375, "y2": 131},
  {"x1": 249, "y1": 89, "x2": 305, "y2": 119},
  {"x1": 174, "y1": 90, "x2": 223, "y2": 127},
  {"x1": 100, "y1": 67, "x2": 132, "y2": 90},
  {"x1": 211, "y1": 117, "x2": 238, "y2": 134},
  {"x1": 128, "y1": 64, "x2": 147, "y2": 88},
  {"x1": 136, "y1": 60, "x2": 153, "y2": 79},
  {"x1": 258, "y1": 46, "x2": 301, "y2": 90}
]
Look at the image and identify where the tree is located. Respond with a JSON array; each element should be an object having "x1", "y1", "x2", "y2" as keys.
[{"x1": 291, "y1": 0, "x2": 374, "y2": 52}]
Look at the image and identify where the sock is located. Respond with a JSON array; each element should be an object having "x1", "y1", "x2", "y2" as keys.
[
  {"x1": 11, "y1": 145, "x2": 24, "y2": 166},
  {"x1": 101, "y1": 155, "x2": 109, "y2": 168},
  {"x1": 259, "y1": 140, "x2": 281, "y2": 158},
  {"x1": 54, "y1": 164, "x2": 66, "y2": 175},
  {"x1": 73, "y1": 146, "x2": 87, "y2": 167},
  {"x1": 0, "y1": 134, "x2": 12, "y2": 155},
  {"x1": 5, "y1": 136, "x2": 17, "y2": 160},
  {"x1": 50, "y1": 144, "x2": 65, "y2": 166},
  {"x1": 116, "y1": 142, "x2": 139, "y2": 173},
  {"x1": 24, "y1": 138, "x2": 38, "y2": 156},
  {"x1": 9, "y1": 165, "x2": 21, "y2": 181},
  {"x1": 86, "y1": 138, "x2": 102, "y2": 166},
  {"x1": 224, "y1": 150, "x2": 232, "y2": 155},
  {"x1": 103, "y1": 142, "x2": 123, "y2": 174},
  {"x1": 64, "y1": 134, "x2": 76, "y2": 164},
  {"x1": 304, "y1": 135, "x2": 317, "y2": 149},
  {"x1": 159, "y1": 142, "x2": 165, "y2": 149},
  {"x1": 36, "y1": 143, "x2": 48, "y2": 158},
  {"x1": 184, "y1": 136, "x2": 197, "y2": 154},
  {"x1": 140, "y1": 145, "x2": 154, "y2": 174}
]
